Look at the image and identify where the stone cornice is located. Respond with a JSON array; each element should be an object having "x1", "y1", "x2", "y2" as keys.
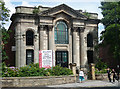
[
  {"x1": 85, "y1": 18, "x2": 100, "y2": 24},
  {"x1": 40, "y1": 22, "x2": 53, "y2": 26},
  {"x1": 11, "y1": 13, "x2": 35, "y2": 21},
  {"x1": 10, "y1": 13, "x2": 55, "y2": 22},
  {"x1": 72, "y1": 17, "x2": 100, "y2": 24}
]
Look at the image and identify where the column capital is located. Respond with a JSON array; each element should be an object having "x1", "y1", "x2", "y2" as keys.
[
  {"x1": 72, "y1": 26, "x2": 85, "y2": 32},
  {"x1": 72, "y1": 27, "x2": 79, "y2": 32},
  {"x1": 48, "y1": 25, "x2": 53, "y2": 31},
  {"x1": 39, "y1": 25, "x2": 48, "y2": 31},
  {"x1": 48, "y1": 25, "x2": 53, "y2": 28},
  {"x1": 79, "y1": 27, "x2": 85, "y2": 33}
]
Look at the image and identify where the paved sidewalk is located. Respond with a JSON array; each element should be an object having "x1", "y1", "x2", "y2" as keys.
[
  {"x1": 2, "y1": 80, "x2": 120, "y2": 89},
  {"x1": 46, "y1": 80, "x2": 120, "y2": 88}
]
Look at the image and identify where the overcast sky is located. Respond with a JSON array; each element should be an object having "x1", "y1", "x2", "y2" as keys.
[{"x1": 4, "y1": 0, "x2": 105, "y2": 41}]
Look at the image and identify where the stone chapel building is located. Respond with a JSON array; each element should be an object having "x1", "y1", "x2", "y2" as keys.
[{"x1": 6, "y1": 4, "x2": 99, "y2": 70}]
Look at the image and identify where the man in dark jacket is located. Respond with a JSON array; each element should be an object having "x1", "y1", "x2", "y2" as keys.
[
  {"x1": 107, "y1": 68, "x2": 111, "y2": 82},
  {"x1": 116, "y1": 65, "x2": 119, "y2": 82}
]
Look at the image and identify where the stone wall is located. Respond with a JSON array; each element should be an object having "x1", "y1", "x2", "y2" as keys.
[
  {"x1": 1, "y1": 75, "x2": 76, "y2": 87},
  {"x1": 95, "y1": 73, "x2": 108, "y2": 80}
]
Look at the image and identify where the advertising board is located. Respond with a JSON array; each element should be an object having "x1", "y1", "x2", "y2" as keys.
[{"x1": 39, "y1": 50, "x2": 53, "y2": 68}]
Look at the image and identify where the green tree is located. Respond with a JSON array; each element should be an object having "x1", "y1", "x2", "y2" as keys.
[
  {"x1": 100, "y1": 2, "x2": 120, "y2": 28},
  {"x1": 100, "y1": 1, "x2": 120, "y2": 62},
  {"x1": 0, "y1": 1, "x2": 10, "y2": 61},
  {"x1": 0, "y1": 0, "x2": 10, "y2": 76}
]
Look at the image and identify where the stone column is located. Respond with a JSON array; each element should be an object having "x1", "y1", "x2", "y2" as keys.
[
  {"x1": 34, "y1": 31, "x2": 39, "y2": 63},
  {"x1": 80, "y1": 28, "x2": 88, "y2": 69},
  {"x1": 72, "y1": 27, "x2": 80, "y2": 67},
  {"x1": 39, "y1": 25, "x2": 48, "y2": 50},
  {"x1": 20, "y1": 33, "x2": 25, "y2": 67},
  {"x1": 48, "y1": 25, "x2": 55, "y2": 66},
  {"x1": 48, "y1": 25, "x2": 54, "y2": 50},
  {"x1": 15, "y1": 23, "x2": 25, "y2": 67},
  {"x1": 69, "y1": 27, "x2": 73, "y2": 68}
]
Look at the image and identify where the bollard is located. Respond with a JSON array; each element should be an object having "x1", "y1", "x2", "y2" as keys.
[
  {"x1": 69, "y1": 63, "x2": 77, "y2": 82},
  {"x1": 69, "y1": 63, "x2": 76, "y2": 75},
  {"x1": 89, "y1": 63, "x2": 95, "y2": 80}
]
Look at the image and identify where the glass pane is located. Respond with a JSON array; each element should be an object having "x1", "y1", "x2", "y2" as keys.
[
  {"x1": 26, "y1": 30, "x2": 34, "y2": 45},
  {"x1": 87, "y1": 34, "x2": 93, "y2": 47},
  {"x1": 26, "y1": 50, "x2": 34, "y2": 65},
  {"x1": 54, "y1": 21, "x2": 68, "y2": 44}
]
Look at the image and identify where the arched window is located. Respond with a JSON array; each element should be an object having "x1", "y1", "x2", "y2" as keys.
[
  {"x1": 26, "y1": 30, "x2": 34, "y2": 45},
  {"x1": 54, "y1": 21, "x2": 68, "y2": 44},
  {"x1": 87, "y1": 33, "x2": 93, "y2": 47}
]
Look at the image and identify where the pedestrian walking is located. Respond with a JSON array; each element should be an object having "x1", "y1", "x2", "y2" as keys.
[
  {"x1": 111, "y1": 69, "x2": 117, "y2": 83},
  {"x1": 79, "y1": 69, "x2": 85, "y2": 83},
  {"x1": 107, "y1": 68, "x2": 111, "y2": 82},
  {"x1": 117, "y1": 65, "x2": 119, "y2": 82}
]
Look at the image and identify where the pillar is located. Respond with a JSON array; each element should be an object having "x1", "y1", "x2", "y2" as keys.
[
  {"x1": 80, "y1": 28, "x2": 87, "y2": 69},
  {"x1": 69, "y1": 63, "x2": 76, "y2": 75},
  {"x1": 48, "y1": 25, "x2": 54, "y2": 50},
  {"x1": 39, "y1": 25, "x2": 48, "y2": 50},
  {"x1": 48, "y1": 25, "x2": 55, "y2": 66},
  {"x1": 72, "y1": 27, "x2": 80, "y2": 67},
  {"x1": 20, "y1": 31, "x2": 25, "y2": 67},
  {"x1": 69, "y1": 27, "x2": 73, "y2": 68},
  {"x1": 34, "y1": 31, "x2": 39, "y2": 63},
  {"x1": 16, "y1": 23, "x2": 25, "y2": 67}
]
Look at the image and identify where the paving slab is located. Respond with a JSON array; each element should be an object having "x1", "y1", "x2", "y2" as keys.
[{"x1": 46, "y1": 80, "x2": 120, "y2": 88}]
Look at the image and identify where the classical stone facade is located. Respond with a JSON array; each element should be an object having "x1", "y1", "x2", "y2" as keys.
[{"x1": 7, "y1": 4, "x2": 99, "y2": 70}]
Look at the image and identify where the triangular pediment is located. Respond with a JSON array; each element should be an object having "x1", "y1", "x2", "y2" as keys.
[{"x1": 40, "y1": 4, "x2": 87, "y2": 19}]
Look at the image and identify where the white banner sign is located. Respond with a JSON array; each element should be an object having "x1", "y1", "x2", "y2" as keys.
[{"x1": 39, "y1": 50, "x2": 54, "y2": 68}]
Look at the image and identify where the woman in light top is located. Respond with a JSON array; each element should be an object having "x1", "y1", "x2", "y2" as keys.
[{"x1": 79, "y1": 69, "x2": 85, "y2": 83}]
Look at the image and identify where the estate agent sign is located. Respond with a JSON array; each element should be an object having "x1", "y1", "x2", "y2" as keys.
[{"x1": 39, "y1": 50, "x2": 54, "y2": 68}]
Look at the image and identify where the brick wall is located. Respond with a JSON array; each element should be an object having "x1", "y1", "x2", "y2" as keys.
[
  {"x1": 5, "y1": 29, "x2": 15, "y2": 66},
  {"x1": 99, "y1": 45, "x2": 118, "y2": 69}
]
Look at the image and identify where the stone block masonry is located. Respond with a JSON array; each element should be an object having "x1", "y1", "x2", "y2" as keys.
[{"x1": 1, "y1": 75, "x2": 76, "y2": 87}]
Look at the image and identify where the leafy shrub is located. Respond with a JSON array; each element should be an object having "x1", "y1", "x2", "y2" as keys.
[
  {"x1": 61, "y1": 67, "x2": 73, "y2": 75},
  {"x1": 52, "y1": 65, "x2": 73, "y2": 76},
  {"x1": 95, "y1": 58, "x2": 108, "y2": 70},
  {"x1": 52, "y1": 65, "x2": 63, "y2": 76},
  {"x1": 19, "y1": 64, "x2": 47, "y2": 77},
  {"x1": 95, "y1": 58, "x2": 108, "y2": 74},
  {"x1": 95, "y1": 68, "x2": 107, "y2": 74},
  {"x1": 2, "y1": 67, "x2": 19, "y2": 77},
  {"x1": 2, "y1": 63, "x2": 73, "y2": 77}
]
